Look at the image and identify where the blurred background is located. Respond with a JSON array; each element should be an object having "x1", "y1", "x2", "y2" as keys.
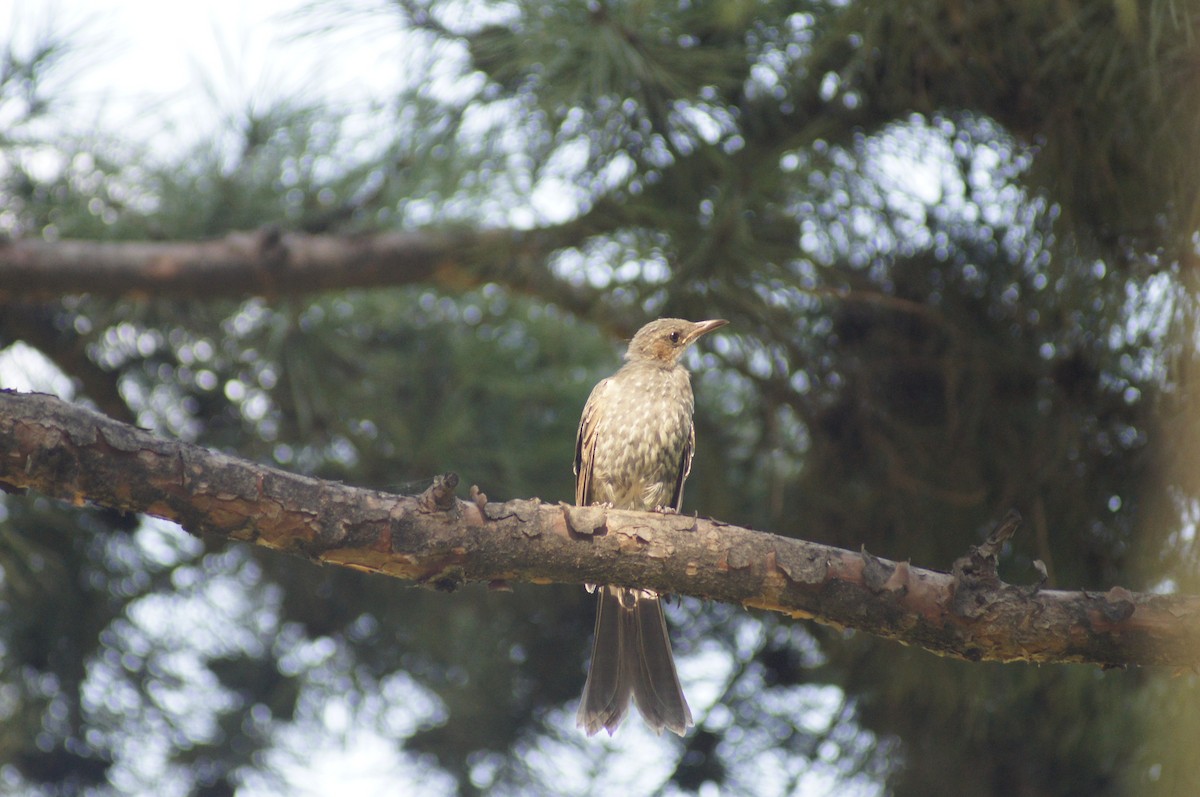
[{"x1": 2, "y1": 1, "x2": 1199, "y2": 795}]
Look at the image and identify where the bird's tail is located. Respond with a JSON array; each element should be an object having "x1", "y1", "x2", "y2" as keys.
[{"x1": 577, "y1": 586, "x2": 693, "y2": 736}]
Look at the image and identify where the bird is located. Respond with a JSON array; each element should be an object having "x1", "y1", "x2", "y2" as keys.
[{"x1": 575, "y1": 317, "x2": 728, "y2": 736}]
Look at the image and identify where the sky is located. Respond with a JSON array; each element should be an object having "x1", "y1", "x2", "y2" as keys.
[{"x1": 3, "y1": 1, "x2": 406, "y2": 157}]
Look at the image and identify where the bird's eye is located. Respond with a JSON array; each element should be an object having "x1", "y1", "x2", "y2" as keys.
[{"x1": 669, "y1": 331, "x2": 681, "y2": 343}]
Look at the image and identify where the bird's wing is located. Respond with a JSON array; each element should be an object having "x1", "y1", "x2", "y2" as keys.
[
  {"x1": 668, "y1": 420, "x2": 695, "y2": 511},
  {"x1": 575, "y1": 378, "x2": 610, "y2": 506}
]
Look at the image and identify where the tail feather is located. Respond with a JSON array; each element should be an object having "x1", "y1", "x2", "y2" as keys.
[
  {"x1": 577, "y1": 587, "x2": 633, "y2": 735},
  {"x1": 629, "y1": 593, "x2": 692, "y2": 735},
  {"x1": 577, "y1": 587, "x2": 692, "y2": 736}
]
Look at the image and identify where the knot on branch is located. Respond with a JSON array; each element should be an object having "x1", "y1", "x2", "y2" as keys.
[
  {"x1": 860, "y1": 547, "x2": 903, "y2": 594},
  {"x1": 950, "y1": 510, "x2": 1022, "y2": 618},
  {"x1": 469, "y1": 484, "x2": 488, "y2": 513},
  {"x1": 258, "y1": 225, "x2": 287, "y2": 266},
  {"x1": 1097, "y1": 586, "x2": 1137, "y2": 623},
  {"x1": 418, "y1": 472, "x2": 459, "y2": 512},
  {"x1": 563, "y1": 503, "x2": 609, "y2": 538}
]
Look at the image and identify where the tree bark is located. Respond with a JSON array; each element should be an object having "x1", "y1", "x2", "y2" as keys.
[
  {"x1": 0, "y1": 227, "x2": 597, "y2": 312},
  {"x1": 2, "y1": 388, "x2": 1198, "y2": 668}
]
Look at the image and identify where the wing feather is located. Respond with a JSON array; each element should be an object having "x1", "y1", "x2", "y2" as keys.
[
  {"x1": 668, "y1": 421, "x2": 694, "y2": 511},
  {"x1": 574, "y1": 378, "x2": 610, "y2": 506}
]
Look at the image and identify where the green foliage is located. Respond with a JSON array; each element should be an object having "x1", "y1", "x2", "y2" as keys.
[{"x1": 832, "y1": 0, "x2": 1200, "y2": 252}]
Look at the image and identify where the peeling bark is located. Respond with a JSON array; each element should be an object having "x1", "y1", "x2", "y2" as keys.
[{"x1": 2, "y1": 389, "x2": 1199, "y2": 667}]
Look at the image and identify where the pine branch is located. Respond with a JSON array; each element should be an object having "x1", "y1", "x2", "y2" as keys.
[
  {"x1": 2, "y1": 388, "x2": 1198, "y2": 668},
  {"x1": 0, "y1": 226, "x2": 597, "y2": 310},
  {"x1": 0, "y1": 217, "x2": 658, "y2": 342}
]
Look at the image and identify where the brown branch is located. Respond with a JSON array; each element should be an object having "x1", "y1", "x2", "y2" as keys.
[
  {"x1": 0, "y1": 227, "x2": 597, "y2": 310},
  {"x1": 2, "y1": 388, "x2": 1199, "y2": 668}
]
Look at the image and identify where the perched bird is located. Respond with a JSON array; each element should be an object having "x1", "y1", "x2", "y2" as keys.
[{"x1": 575, "y1": 317, "x2": 728, "y2": 736}]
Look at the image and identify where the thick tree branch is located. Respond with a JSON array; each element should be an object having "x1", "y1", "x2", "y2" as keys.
[
  {"x1": 2, "y1": 389, "x2": 1198, "y2": 668},
  {"x1": 0, "y1": 227, "x2": 598, "y2": 310}
]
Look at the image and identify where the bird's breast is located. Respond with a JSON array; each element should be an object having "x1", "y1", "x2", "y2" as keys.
[{"x1": 588, "y1": 365, "x2": 694, "y2": 511}]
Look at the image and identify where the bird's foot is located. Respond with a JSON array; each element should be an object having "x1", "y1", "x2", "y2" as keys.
[{"x1": 652, "y1": 505, "x2": 678, "y2": 514}]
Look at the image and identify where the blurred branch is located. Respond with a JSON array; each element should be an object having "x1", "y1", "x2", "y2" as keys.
[
  {"x1": 0, "y1": 226, "x2": 600, "y2": 311},
  {"x1": 3, "y1": 389, "x2": 1199, "y2": 669},
  {"x1": 0, "y1": 210, "x2": 661, "y2": 343}
]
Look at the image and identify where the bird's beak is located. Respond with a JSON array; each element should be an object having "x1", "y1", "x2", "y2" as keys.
[{"x1": 685, "y1": 319, "x2": 729, "y2": 345}]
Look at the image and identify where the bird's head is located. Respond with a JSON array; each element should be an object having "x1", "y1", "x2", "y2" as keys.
[{"x1": 625, "y1": 318, "x2": 729, "y2": 366}]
